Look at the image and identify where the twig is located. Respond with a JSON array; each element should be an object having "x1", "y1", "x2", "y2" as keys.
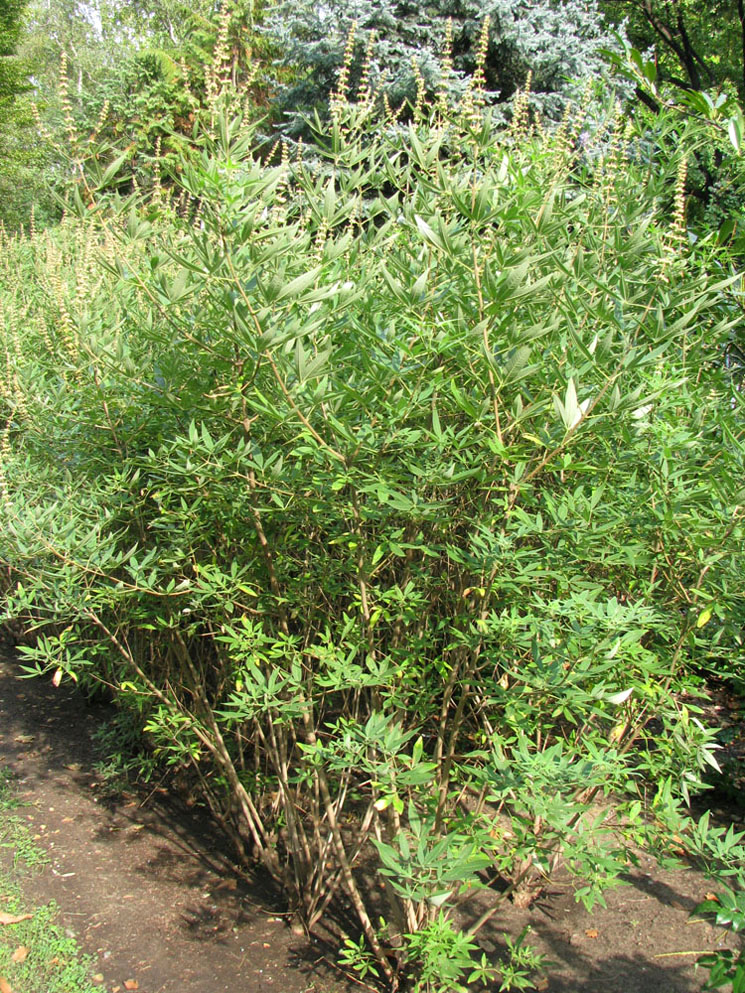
[{"x1": 652, "y1": 950, "x2": 708, "y2": 959}]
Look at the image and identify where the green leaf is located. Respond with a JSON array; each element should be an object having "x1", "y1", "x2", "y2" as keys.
[
  {"x1": 414, "y1": 214, "x2": 445, "y2": 252},
  {"x1": 97, "y1": 150, "x2": 131, "y2": 190},
  {"x1": 696, "y1": 608, "x2": 713, "y2": 629},
  {"x1": 275, "y1": 267, "x2": 323, "y2": 302},
  {"x1": 728, "y1": 115, "x2": 743, "y2": 154},
  {"x1": 502, "y1": 345, "x2": 532, "y2": 384}
]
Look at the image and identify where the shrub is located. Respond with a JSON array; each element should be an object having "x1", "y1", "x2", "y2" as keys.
[{"x1": 1, "y1": 78, "x2": 744, "y2": 990}]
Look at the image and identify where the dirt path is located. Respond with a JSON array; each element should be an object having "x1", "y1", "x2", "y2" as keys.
[
  {"x1": 0, "y1": 651, "x2": 350, "y2": 993},
  {"x1": 0, "y1": 648, "x2": 742, "y2": 993}
]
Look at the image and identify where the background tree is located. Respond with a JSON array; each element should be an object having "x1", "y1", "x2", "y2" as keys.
[
  {"x1": 0, "y1": 0, "x2": 29, "y2": 106},
  {"x1": 266, "y1": 0, "x2": 623, "y2": 132},
  {"x1": 0, "y1": 0, "x2": 47, "y2": 230},
  {"x1": 600, "y1": 3, "x2": 745, "y2": 255},
  {"x1": 3, "y1": 0, "x2": 276, "y2": 226},
  {"x1": 601, "y1": 0, "x2": 745, "y2": 97}
]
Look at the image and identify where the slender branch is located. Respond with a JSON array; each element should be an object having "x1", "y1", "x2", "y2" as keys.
[{"x1": 739, "y1": 0, "x2": 745, "y2": 96}]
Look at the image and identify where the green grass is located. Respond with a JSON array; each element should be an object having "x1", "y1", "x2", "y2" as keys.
[
  {"x1": 0, "y1": 768, "x2": 102, "y2": 993},
  {"x1": 0, "y1": 776, "x2": 49, "y2": 872},
  {"x1": 0, "y1": 768, "x2": 22, "y2": 809}
]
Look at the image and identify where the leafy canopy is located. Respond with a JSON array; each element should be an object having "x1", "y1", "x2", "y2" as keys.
[{"x1": 0, "y1": 0, "x2": 30, "y2": 106}]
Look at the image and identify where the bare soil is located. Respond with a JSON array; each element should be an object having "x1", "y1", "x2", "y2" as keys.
[{"x1": 0, "y1": 649, "x2": 742, "y2": 993}]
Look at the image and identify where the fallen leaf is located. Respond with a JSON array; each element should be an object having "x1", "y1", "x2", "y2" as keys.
[
  {"x1": 124, "y1": 981, "x2": 139, "y2": 990},
  {"x1": 671, "y1": 833, "x2": 689, "y2": 855},
  {"x1": 263, "y1": 942, "x2": 271, "y2": 948},
  {"x1": 534, "y1": 978, "x2": 549, "y2": 992},
  {"x1": 0, "y1": 977, "x2": 12, "y2": 993},
  {"x1": 584, "y1": 928, "x2": 599, "y2": 939},
  {"x1": 92, "y1": 975, "x2": 104, "y2": 983},
  {"x1": 13, "y1": 734, "x2": 33, "y2": 744},
  {"x1": 704, "y1": 892, "x2": 719, "y2": 902},
  {"x1": 10, "y1": 947, "x2": 28, "y2": 963},
  {"x1": 0, "y1": 913, "x2": 33, "y2": 926}
]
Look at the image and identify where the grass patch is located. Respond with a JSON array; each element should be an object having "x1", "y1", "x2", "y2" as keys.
[
  {"x1": 0, "y1": 767, "x2": 102, "y2": 993},
  {"x1": 0, "y1": 769, "x2": 22, "y2": 810}
]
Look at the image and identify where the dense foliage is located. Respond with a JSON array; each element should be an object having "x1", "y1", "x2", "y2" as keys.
[
  {"x1": 0, "y1": 0, "x2": 276, "y2": 228},
  {"x1": 1, "y1": 64, "x2": 744, "y2": 988},
  {"x1": 0, "y1": 0, "x2": 39, "y2": 230},
  {"x1": 605, "y1": 37, "x2": 745, "y2": 264},
  {"x1": 266, "y1": 0, "x2": 622, "y2": 129},
  {"x1": 601, "y1": 0, "x2": 745, "y2": 98},
  {"x1": 0, "y1": 0, "x2": 29, "y2": 105},
  {"x1": 1, "y1": 1, "x2": 745, "y2": 988}
]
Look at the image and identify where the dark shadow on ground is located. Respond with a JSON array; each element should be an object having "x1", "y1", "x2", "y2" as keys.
[
  {"x1": 0, "y1": 648, "x2": 352, "y2": 993},
  {"x1": 1, "y1": 645, "x2": 743, "y2": 993}
]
